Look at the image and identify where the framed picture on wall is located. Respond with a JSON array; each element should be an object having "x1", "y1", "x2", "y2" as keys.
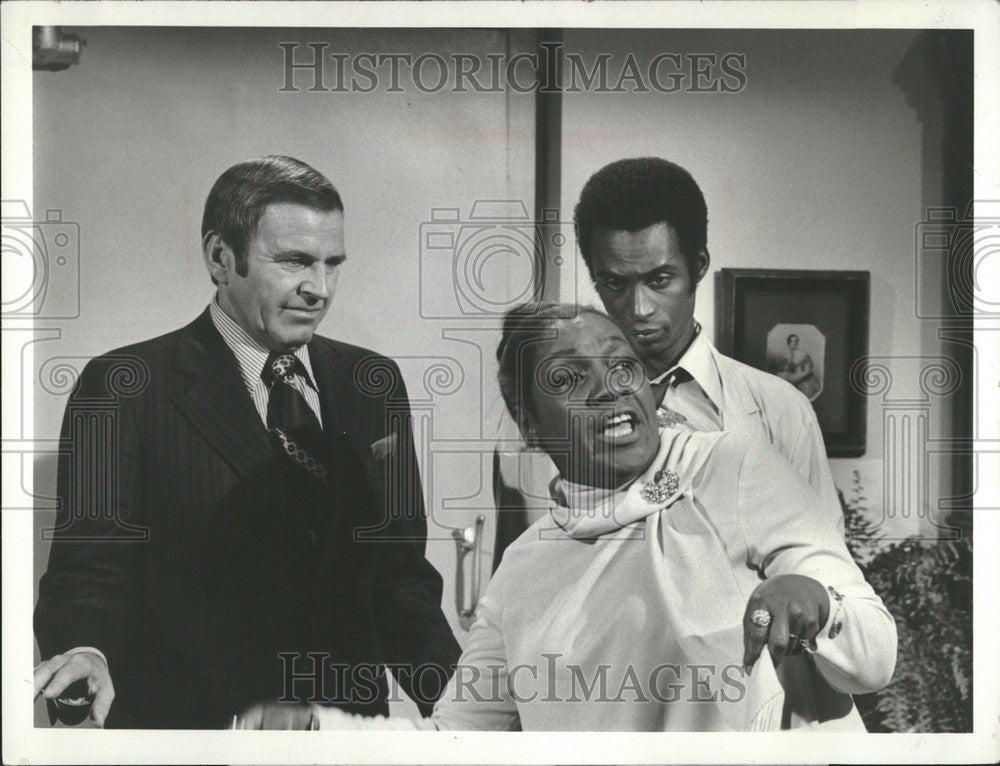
[{"x1": 716, "y1": 268, "x2": 870, "y2": 457}]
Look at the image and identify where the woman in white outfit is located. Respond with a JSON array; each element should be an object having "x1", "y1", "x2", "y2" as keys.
[{"x1": 240, "y1": 303, "x2": 896, "y2": 732}]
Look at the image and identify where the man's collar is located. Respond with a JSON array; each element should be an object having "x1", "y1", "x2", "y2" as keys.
[
  {"x1": 648, "y1": 324, "x2": 722, "y2": 409},
  {"x1": 208, "y1": 295, "x2": 316, "y2": 389}
]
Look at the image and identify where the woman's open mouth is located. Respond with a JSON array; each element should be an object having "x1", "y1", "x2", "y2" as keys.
[{"x1": 596, "y1": 410, "x2": 642, "y2": 444}]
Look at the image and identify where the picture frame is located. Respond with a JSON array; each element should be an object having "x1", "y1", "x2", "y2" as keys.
[{"x1": 716, "y1": 268, "x2": 870, "y2": 457}]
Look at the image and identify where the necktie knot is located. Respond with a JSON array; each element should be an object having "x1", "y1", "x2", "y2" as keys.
[
  {"x1": 263, "y1": 353, "x2": 303, "y2": 386},
  {"x1": 650, "y1": 375, "x2": 671, "y2": 406}
]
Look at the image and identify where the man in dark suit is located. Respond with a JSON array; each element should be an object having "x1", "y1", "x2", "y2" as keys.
[{"x1": 33, "y1": 155, "x2": 461, "y2": 728}]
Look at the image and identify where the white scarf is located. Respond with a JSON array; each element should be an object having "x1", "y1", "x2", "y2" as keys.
[
  {"x1": 548, "y1": 428, "x2": 696, "y2": 538},
  {"x1": 546, "y1": 427, "x2": 787, "y2": 731}
]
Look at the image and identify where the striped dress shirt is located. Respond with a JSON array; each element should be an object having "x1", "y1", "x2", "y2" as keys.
[{"x1": 209, "y1": 297, "x2": 324, "y2": 428}]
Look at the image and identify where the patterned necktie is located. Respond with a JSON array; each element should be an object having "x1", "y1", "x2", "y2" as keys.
[
  {"x1": 650, "y1": 370, "x2": 691, "y2": 430},
  {"x1": 649, "y1": 375, "x2": 671, "y2": 408},
  {"x1": 262, "y1": 353, "x2": 327, "y2": 481}
]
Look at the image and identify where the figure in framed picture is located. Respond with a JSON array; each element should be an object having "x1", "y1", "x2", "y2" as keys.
[
  {"x1": 768, "y1": 324, "x2": 825, "y2": 402},
  {"x1": 718, "y1": 269, "x2": 869, "y2": 457}
]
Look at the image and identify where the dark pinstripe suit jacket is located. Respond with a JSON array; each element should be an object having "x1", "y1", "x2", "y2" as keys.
[{"x1": 35, "y1": 309, "x2": 460, "y2": 728}]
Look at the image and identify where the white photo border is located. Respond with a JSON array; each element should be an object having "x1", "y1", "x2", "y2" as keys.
[{"x1": 3, "y1": 1, "x2": 998, "y2": 763}]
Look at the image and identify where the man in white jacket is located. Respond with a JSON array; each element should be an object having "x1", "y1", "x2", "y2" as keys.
[{"x1": 493, "y1": 157, "x2": 842, "y2": 568}]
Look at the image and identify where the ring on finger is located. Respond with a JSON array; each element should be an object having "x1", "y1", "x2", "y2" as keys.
[{"x1": 750, "y1": 609, "x2": 772, "y2": 628}]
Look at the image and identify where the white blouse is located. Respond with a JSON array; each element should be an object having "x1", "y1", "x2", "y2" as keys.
[{"x1": 317, "y1": 428, "x2": 897, "y2": 732}]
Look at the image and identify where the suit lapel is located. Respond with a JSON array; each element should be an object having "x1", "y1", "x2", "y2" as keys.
[
  {"x1": 169, "y1": 312, "x2": 373, "y2": 574},
  {"x1": 308, "y1": 340, "x2": 376, "y2": 575},
  {"x1": 171, "y1": 309, "x2": 277, "y2": 476},
  {"x1": 308, "y1": 339, "x2": 371, "y2": 457},
  {"x1": 309, "y1": 340, "x2": 349, "y2": 441},
  {"x1": 710, "y1": 345, "x2": 765, "y2": 437}
]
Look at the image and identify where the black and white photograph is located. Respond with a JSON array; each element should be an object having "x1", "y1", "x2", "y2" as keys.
[
  {"x1": 2, "y1": 2, "x2": 998, "y2": 764},
  {"x1": 769, "y1": 325, "x2": 824, "y2": 402},
  {"x1": 717, "y1": 268, "x2": 871, "y2": 456}
]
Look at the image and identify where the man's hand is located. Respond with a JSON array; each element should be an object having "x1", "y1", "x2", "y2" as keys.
[
  {"x1": 34, "y1": 651, "x2": 114, "y2": 728},
  {"x1": 234, "y1": 701, "x2": 318, "y2": 730},
  {"x1": 742, "y1": 573, "x2": 831, "y2": 672}
]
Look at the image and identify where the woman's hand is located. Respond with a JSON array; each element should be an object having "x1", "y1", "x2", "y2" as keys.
[{"x1": 742, "y1": 574, "x2": 830, "y2": 672}]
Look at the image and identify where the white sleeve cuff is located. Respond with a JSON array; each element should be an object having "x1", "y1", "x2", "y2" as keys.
[
  {"x1": 311, "y1": 705, "x2": 434, "y2": 730},
  {"x1": 806, "y1": 584, "x2": 844, "y2": 654},
  {"x1": 64, "y1": 646, "x2": 109, "y2": 670}
]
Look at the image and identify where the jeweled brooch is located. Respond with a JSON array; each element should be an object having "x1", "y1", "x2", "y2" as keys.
[{"x1": 639, "y1": 468, "x2": 680, "y2": 504}]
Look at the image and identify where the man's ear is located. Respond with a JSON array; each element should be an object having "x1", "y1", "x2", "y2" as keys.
[
  {"x1": 693, "y1": 247, "x2": 711, "y2": 287},
  {"x1": 202, "y1": 231, "x2": 234, "y2": 286}
]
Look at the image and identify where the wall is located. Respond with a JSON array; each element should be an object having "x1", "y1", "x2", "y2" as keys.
[{"x1": 558, "y1": 29, "x2": 955, "y2": 541}]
